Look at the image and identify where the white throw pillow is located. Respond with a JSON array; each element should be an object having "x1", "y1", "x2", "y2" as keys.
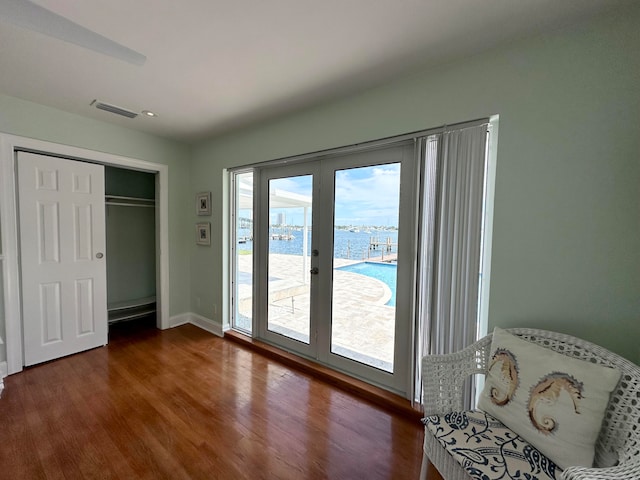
[{"x1": 477, "y1": 328, "x2": 621, "y2": 469}]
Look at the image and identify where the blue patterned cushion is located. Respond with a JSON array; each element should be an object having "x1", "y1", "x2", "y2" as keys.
[{"x1": 423, "y1": 410, "x2": 562, "y2": 480}]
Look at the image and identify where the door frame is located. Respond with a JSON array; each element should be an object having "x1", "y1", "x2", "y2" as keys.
[
  {"x1": 0, "y1": 133, "x2": 170, "y2": 375},
  {"x1": 255, "y1": 162, "x2": 321, "y2": 359},
  {"x1": 314, "y1": 143, "x2": 417, "y2": 394}
]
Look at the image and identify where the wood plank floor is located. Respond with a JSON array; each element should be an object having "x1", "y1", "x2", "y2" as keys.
[{"x1": 0, "y1": 319, "x2": 424, "y2": 479}]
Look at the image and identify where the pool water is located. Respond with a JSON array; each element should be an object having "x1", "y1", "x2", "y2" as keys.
[{"x1": 337, "y1": 262, "x2": 397, "y2": 306}]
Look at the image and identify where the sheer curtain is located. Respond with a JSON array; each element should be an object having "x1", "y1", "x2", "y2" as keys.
[{"x1": 415, "y1": 123, "x2": 489, "y2": 406}]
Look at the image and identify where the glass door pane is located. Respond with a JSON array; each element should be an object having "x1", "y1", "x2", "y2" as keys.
[
  {"x1": 266, "y1": 175, "x2": 313, "y2": 344},
  {"x1": 330, "y1": 164, "x2": 401, "y2": 372},
  {"x1": 232, "y1": 171, "x2": 254, "y2": 334}
]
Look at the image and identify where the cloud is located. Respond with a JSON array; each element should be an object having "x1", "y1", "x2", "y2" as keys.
[
  {"x1": 271, "y1": 176, "x2": 312, "y2": 196},
  {"x1": 334, "y1": 164, "x2": 400, "y2": 225},
  {"x1": 266, "y1": 163, "x2": 401, "y2": 226}
]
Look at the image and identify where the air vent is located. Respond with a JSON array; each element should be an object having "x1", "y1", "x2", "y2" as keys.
[{"x1": 90, "y1": 99, "x2": 138, "y2": 119}]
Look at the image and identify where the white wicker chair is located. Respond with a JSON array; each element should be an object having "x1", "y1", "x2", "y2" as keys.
[{"x1": 419, "y1": 328, "x2": 640, "y2": 480}]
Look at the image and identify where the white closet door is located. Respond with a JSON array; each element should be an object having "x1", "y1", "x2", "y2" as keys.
[{"x1": 18, "y1": 152, "x2": 108, "y2": 366}]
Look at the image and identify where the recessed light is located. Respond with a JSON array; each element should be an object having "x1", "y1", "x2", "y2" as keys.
[{"x1": 142, "y1": 110, "x2": 157, "y2": 117}]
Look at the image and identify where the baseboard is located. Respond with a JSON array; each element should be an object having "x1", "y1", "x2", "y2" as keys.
[
  {"x1": 169, "y1": 313, "x2": 192, "y2": 328},
  {"x1": 169, "y1": 313, "x2": 223, "y2": 337},
  {"x1": 189, "y1": 313, "x2": 223, "y2": 337}
]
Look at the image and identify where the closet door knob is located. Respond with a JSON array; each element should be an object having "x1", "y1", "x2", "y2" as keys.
[{"x1": 96, "y1": 252, "x2": 104, "y2": 259}]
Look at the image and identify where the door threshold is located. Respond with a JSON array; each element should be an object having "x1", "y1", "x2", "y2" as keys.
[{"x1": 224, "y1": 330, "x2": 423, "y2": 420}]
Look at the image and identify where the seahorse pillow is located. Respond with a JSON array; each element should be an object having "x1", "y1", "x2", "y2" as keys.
[{"x1": 477, "y1": 328, "x2": 621, "y2": 469}]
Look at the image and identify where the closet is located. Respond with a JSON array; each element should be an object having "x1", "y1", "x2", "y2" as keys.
[{"x1": 105, "y1": 166, "x2": 157, "y2": 324}]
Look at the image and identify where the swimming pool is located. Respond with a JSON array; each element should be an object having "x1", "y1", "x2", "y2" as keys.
[{"x1": 337, "y1": 262, "x2": 397, "y2": 306}]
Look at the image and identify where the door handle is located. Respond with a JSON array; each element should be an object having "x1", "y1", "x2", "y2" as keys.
[
  {"x1": 96, "y1": 252, "x2": 104, "y2": 259},
  {"x1": 310, "y1": 267, "x2": 319, "y2": 275}
]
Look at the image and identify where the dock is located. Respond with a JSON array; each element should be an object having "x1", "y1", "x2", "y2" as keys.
[
  {"x1": 365, "y1": 236, "x2": 397, "y2": 262},
  {"x1": 367, "y1": 252, "x2": 398, "y2": 263}
]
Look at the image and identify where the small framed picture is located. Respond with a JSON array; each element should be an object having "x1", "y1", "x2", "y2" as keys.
[
  {"x1": 196, "y1": 222, "x2": 211, "y2": 246},
  {"x1": 196, "y1": 192, "x2": 211, "y2": 216}
]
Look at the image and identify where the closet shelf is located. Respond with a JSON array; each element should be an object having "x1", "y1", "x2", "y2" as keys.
[
  {"x1": 108, "y1": 296, "x2": 156, "y2": 324},
  {"x1": 108, "y1": 296, "x2": 156, "y2": 311}
]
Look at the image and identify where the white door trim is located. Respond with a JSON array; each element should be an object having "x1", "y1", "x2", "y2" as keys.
[{"x1": 0, "y1": 133, "x2": 170, "y2": 375}]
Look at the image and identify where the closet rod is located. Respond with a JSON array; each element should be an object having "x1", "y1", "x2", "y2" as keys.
[{"x1": 106, "y1": 202, "x2": 155, "y2": 208}]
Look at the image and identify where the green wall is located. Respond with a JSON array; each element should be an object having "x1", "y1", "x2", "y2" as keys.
[
  {"x1": 191, "y1": 5, "x2": 640, "y2": 363},
  {"x1": 0, "y1": 94, "x2": 192, "y2": 320}
]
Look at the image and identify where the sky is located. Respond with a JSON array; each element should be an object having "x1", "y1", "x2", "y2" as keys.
[{"x1": 265, "y1": 163, "x2": 401, "y2": 227}]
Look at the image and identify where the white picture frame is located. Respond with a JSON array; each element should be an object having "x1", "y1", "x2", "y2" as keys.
[
  {"x1": 196, "y1": 191, "x2": 211, "y2": 216},
  {"x1": 196, "y1": 222, "x2": 211, "y2": 246}
]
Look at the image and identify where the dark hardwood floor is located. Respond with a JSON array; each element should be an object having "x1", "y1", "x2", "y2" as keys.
[{"x1": 0, "y1": 320, "x2": 424, "y2": 479}]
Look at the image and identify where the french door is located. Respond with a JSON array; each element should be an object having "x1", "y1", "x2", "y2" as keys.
[{"x1": 256, "y1": 142, "x2": 417, "y2": 394}]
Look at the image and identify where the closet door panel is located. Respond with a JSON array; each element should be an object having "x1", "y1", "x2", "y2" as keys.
[
  {"x1": 18, "y1": 152, "x2": 108, "y2": 366},
  {"x1": 75, "y1": 278, "x2": 96, "y2": 335},
  {"x1": 73, "y1": 204, "x2": 94, "y2": 261}
]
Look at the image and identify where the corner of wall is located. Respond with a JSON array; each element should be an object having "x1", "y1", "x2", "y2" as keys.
[{"x1": 169, "y1": 312, "x2": 223, "y2": 337}]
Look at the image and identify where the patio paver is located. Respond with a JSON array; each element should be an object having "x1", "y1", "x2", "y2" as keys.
[{"x1": 236, "y1": 253, "x2": 396, "y2": 370}]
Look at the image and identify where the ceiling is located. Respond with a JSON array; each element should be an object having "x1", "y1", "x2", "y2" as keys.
[{"x1": 0, "y1": 0, "x2": 630, "y2": 142}]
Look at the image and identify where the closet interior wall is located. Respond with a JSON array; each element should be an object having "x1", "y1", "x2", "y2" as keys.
[{"x1": 105, "y1": 166, "x2": 157, "y2": 323}]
